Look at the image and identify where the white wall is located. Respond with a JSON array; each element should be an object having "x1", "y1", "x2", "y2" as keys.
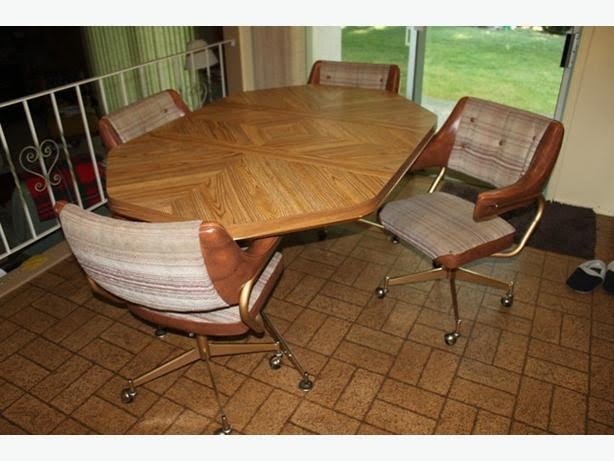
[
  {"x1": 305, "y1": 27, "x2": 342, "y2": 78},
  {"x1": 547, "y1": 27, "x2": 614, "y2": 216},
  {"x1": 225, "y1": 27, "x2": 306, "y2": 91},
  {"x1": 251, "y1": 27, "x2": 306, "y2": 90}
]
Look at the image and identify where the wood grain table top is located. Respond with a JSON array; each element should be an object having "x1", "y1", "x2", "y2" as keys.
[{"x1": 106, "y1": 85, "x2": 436, "y2": 240}]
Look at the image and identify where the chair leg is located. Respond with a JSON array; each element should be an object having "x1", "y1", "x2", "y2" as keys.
[
  {"x1": 358, "y1": 218, "x2": 400, "y2": 243},
  {"x1": 443, "y1": 270, "x2": 462, "y2": 346},
  {"x1": 120, "y1": 348, "x2": 200, "y2": 403},
  {"x1": 377, "y1": 263, "x2": 515, "y2": 347},
  {"x1": 198, "y1": 335, "x2": 287, "y2": 435},
  {"x1": 358, "y1": 218, "x2": 384, "y2": 229},
  {"x1": 201, "y1": 346, "x2": 232, "y2": 435},
  {"x1": 376, "y1": 267, "x2": 446, "y2": 298},
  {"x1": 120, "y1": 326, "x2": 311, "y2": 434},
  {"x1": 441, "y1": 268, "x2": 514, "y2": 346},
  {"x1": 456, "y1": 267, "x2": 514, "y2": 307},
  {"x1": 119, "y1": 336, "x2": 257, "y2": 432},
  {"x1": 261, "y1": 312, "x2": 314, "y2": 391}
]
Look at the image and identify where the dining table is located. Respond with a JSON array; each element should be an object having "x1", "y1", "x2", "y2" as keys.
[{"x1": 105, "y1": 84, "x2": 437, "y2": 241}]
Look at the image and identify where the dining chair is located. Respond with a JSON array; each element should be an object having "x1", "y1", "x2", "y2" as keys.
[
  {"x1": 308, "y1": 60, "x2": 401, "y2": 93},
  {"x1": 98, "y1": 89, "x2": 190, "y2": 150},
  {"x1": 54, "y1": 201, "x2": 313, "y2": 434},
  {"x1": 374, "y1": 96, "x2": 564, "y2": 345}
]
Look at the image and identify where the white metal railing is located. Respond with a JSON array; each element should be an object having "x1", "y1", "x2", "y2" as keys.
[{"x1": 0, "y1": 39, "x2": 235, "y2": 261}]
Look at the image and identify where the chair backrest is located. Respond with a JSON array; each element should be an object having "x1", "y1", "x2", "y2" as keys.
[
  {"x1": 56, "y1": 202, "x2": 226, "y2": 312},
  {"x1": 308, "y1": 60, "x2": 400, "y2": 93},
  {"x1": 447, "y1": 97, "x2": 553, "y2": 188},
  {"x1": 99, "y1": 89, "x2": 190, "y2": 150}
]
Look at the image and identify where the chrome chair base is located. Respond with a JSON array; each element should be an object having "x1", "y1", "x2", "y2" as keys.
[
  {"x1": 214, "y1": 415, "x2": 232, "y2": 435},
  {"x1": 376, "y1": 266, "x2": 514, "y2": 346},
  {"x1": 120, "y1": 381, "x2": 136, "y2": 404},
  {"x1": 120, "y1": 320, "x2": 313, "y2": 433},
  {"x1": 298, "y1": 372, "x2": 314, "y2": 391},
  {"x1": 261, "y1": 312, "x2": 314, "y2": 392},
  {"x1": 501, "y1": 293, "x2": 514, "y2": 307},
  {"x1": 444, "y1": 331, "x2": 461, "y2": 346}
]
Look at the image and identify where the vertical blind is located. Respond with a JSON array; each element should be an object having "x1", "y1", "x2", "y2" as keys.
[{"x1": 82, "y1": 27, "x2": 197, "y2": 112}]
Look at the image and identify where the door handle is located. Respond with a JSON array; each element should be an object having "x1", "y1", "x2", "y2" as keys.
[{"x1": 560, "y1": 32, "x2": 575, "y2": 68}]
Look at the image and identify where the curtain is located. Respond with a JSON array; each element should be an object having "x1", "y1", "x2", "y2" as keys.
[{"x1": 82, "y1": 27, "x2": 197, "y2": 112}]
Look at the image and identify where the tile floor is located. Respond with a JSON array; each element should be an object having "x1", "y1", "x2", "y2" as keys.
[{"x1": 1, "y1": 176, "x2": 613, "y2": 435}]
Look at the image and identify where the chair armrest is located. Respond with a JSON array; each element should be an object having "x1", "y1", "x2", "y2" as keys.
[
  {"x1": 474, "y1": 182, "x2": 542, "y2": 220},
  {"x1": 167, "y1": 89, "x2": 191, "y2": 115},
  {"x1": 198, "y1": 222, "x2": 280, "y2": 305},
  {"x1": 98, "y1": 117, "x2": 122, "y2": 151}
]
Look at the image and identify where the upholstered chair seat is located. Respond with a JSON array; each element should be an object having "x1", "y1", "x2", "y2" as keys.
[{"x1": 380, "y1": 192, "x2": 516, "y2": 268}]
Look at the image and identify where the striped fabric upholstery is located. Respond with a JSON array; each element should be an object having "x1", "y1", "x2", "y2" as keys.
[
  {"x1": 380, "y1": 192, "x2": 515, "y2": 260},
  {"x1": 106, "y1": 91, "x2": 185, "y2": 143},
  {"x1": 152, "y1": 253, "x2": 282, "y2": 325},
  {"x1": 448, "y1": 98, "x2": 551, "y2": 188},
  {"x1": 59, "y1": 204, "x2": 282, "y2": 324},
  {"x1": 317, "y1": 61, "x2": 394, "y2": 91}
]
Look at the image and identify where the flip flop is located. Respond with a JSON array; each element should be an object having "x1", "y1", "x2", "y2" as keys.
[
  {"x1": 603, "y1": 261, "x2": 614, "y2": 294},
  {"x1": 566, "y1": 259, "x2": 606, "y2": 293}
]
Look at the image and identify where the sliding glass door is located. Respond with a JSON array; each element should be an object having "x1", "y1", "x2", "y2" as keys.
[{"x1": 406, "y1": 26, "x2": 580, "y2": 125}]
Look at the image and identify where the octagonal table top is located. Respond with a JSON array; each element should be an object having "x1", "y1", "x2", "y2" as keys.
[{"x1": 106, "y1": 85, "x2": 436, "y2": 240}]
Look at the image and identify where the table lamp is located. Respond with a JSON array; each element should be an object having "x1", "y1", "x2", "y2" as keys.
[{"x1": 185, "y1": 39, "x2": 219, "y2": 104}]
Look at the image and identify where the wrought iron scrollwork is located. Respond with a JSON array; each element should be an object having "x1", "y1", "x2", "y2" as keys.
[{"x1": 19, "y1": 139, "x2": 62, "y2": 192}]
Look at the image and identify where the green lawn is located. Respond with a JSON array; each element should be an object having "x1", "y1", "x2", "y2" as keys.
[{"x1": 342, "y1": 26, "x2": 566, "y2": 115}]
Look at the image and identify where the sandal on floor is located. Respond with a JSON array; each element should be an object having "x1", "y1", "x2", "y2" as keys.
[
  {"x1": 603, "y1": 261, "x2": 614, "y2": 294},
  {"x1": 566, "y1": 259, "x2": 606, "y2": 293}
]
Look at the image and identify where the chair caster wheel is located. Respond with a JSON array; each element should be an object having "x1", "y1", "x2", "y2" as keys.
[
  {"x1": 214, "y1": 416, "x2": 232, "y2": 435},
  {"x1": 120, "y1": 388, "x2": 136, "y2": 404},
  {"x1": 154, "y1": 327, "x2": 167, "y2": 337},
  {"x1": 390, "y1": 235, "x2": 399, "y2": 244},
  {"x1": 298, "y1": 373, "x2": 314, "y2": 392},
  {"x1": 444, "y1": 332, "x2": 460, "y2": 346},
  {"x1": 375, "y1": 287, "x2": 388, "y2": 299},
  {"x1": 501, "y1": 294, "x2": 514, "y2": 307},
  {"x1": 269, "y1": 353, "x2": 283, "y2": 370}
]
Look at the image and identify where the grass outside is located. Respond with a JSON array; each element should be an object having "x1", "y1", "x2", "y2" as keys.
[{"x1": 341, "y1": 26, "x2": 566, "y2": 116}]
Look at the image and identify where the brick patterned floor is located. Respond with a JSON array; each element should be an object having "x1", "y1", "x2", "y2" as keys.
[{"x1": 1, "y1": 176, "x2": 613, "y2": 435}]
